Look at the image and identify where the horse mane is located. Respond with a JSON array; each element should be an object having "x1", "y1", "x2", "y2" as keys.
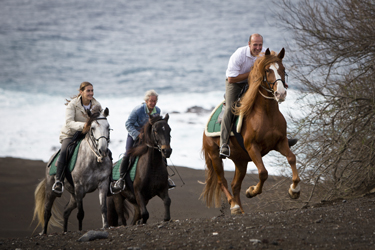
[
  {"x1": 130, "y1": 114, "x2": 164, "y2": 157},
  {"x1": 82, "y1": 105, "x2": 102, "y2": 134},
  {"x1": 234, "y1": 51, "x2": 282, "y2": 117}
]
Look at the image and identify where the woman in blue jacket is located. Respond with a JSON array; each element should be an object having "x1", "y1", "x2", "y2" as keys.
[{"x1": 111, "y1": 89, "x2": 175, "y2": 192}]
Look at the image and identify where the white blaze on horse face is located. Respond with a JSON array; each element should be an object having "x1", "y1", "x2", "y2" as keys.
[
  {"x1": 269, "y1": 63, "x2": 287, "y2": 103},
  {"x1": 92, "y1": 120, "x2": 109, "y2": 157}
]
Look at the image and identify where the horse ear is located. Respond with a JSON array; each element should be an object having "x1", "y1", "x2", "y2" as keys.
[
  {"x1": 164, "y1": 113, "x2": 169, "y2": 123},
  {"x1": 104, "y1": 107, "x2": 109, "y2": 117},
  {"x1": 87, "y1": 109, "x2": 92, "y2": 117},
  {"x1": 265, "y1": 48, "x2": 271, "y2": 56},
  {"x1": 148, "y1": 114, "x2": 154, "y2": 125},
  {"x1": 278, "y1": 48, "x2": 285, "y2": 60}
]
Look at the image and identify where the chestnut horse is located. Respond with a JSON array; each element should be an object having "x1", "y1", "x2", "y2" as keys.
[{"x1": 201, "y1": 48, "x2": 300, "y2": 214}]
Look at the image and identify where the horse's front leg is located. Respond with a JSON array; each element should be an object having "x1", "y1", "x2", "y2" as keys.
[
  {"x1": 158, "y1": 190, "x2": 171, "y2": 221},
  {"x1": 74, "y1": 188, "x2": 85, "y2": 231},
  {"x1": 98, "y1": 181, "x2": 109, "y2": 229},
  {"x1": 134, "y1": 190, "x2": 149, "y2": 224},
  {"x1": 245, "y1": 148, "x2": 268, "y2": 198},
  {"x1": 277, "y1": 139, "x2": 300, "y2": 199}
]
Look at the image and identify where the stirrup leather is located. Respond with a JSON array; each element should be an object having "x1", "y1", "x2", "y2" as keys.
[{"x1": 52, "y1": 181, "x2": 64, "y2": 194}]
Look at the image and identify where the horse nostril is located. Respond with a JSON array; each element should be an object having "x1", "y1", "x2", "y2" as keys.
[{"x1": 162, "y1": 148, "x2": 172, "y2": 158}]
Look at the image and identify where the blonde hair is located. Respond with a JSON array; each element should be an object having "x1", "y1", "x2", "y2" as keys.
[
  {"x1": 65, "y1": 82, "x2": 93, "y2": 105},
  {"x1": 234, "y1": 51, "x2": 280, "y2": 116},
  {"x1": 144, "y1": 89, "x2": 158, "y2": 102}
]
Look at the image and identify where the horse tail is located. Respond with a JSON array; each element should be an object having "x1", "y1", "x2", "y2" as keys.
[
  {"x1": 32, "y1": 178, "x2": 63, "y2": 232},
  {"x1": 200, "y1": 136, "x2": 222, "y2": 208}
]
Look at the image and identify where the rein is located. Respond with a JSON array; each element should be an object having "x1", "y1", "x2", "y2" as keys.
[{"x1": 86, "y1": 117, "x2": 111, "y2": 162}]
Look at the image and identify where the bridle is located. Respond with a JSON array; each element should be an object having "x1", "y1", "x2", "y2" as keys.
[
  {"x1": 147, "y1": 119, "x2": 169, "y2": 152},
  {"x1": 259, "y1": 70, "x2": 288, "y2": 101},
  {"x1": 86, "y1": 117, "x2": 111, "y2": 162}
]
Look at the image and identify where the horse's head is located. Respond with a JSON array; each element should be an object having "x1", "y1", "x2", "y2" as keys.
[
  {"x1": 263, "y1": 48, "x2": 287, "y2": 103},
  {"x1": 85, "y1": 106, "x2": 111, "y2": 159},
  {"x1": 149, "y1": 113, "x2": 172, "y2": 158}
]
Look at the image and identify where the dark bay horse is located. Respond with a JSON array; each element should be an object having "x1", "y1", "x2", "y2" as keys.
[
  {"x1": 201, "y1": 48, "x2": 301, "y2": 214},
  {"x1": 109, "y1": 114, "x2": 172, "y2": 225},
  {"x1": 33, "y1": 106, "x2": 112, "y2": 234}
]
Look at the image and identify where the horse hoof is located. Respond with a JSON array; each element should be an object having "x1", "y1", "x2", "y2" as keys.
[
  {"x1": 245, "y1": 187, "x2": 255, "y2": 198},
  {"x1": 288, "y1": 184, "x2": 300, "y2": 199},
  {"x1": 289, "y1": 189, "x2": 300, "y2": 199},
  {"x1": 230, "y1": 205, "x2": 242, "y2": 215}
]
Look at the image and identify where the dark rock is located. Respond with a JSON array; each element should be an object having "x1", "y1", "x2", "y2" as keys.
[{"x1": 77, "y1": 230, "x2": 109, "y2": 242}]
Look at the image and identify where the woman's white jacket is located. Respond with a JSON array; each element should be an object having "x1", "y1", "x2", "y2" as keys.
[{"x1": 59, "y1": 96, "x2": 100, "y2": 143}]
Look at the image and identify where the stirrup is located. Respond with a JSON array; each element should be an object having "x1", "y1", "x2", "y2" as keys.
[
  {"x1": 52, "y1": 181, "x2": 64, "y2": 194},
  {"x1": 110, "y1": 179, "x2": 125, "y2": 194},
  {"x1": 168, "y1": 178, "x2": 176, "y2": 190},
  {"x1": 219, "y1": 144, "x2": 230, "y2": 158}
]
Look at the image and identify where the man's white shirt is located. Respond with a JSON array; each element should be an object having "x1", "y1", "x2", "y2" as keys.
[{"x1": 226, "y1": 46, "x2": 266, "y2": 82}]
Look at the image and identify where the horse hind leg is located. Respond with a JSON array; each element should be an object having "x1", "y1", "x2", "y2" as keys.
[
  {"x1": 106, "y1": 196, "x2": 119, "y2": 227},
  {"x1": 131, "y1": 204, "x2": 141, "y2": 225},
  {"x1": 230, "y1": 160, "x2": 248, "y2": 215},
  {"x1": 202, "y1": 137, "x2": 235, "y2": 210},
  {"x1": 63, "y1": 195, "x2": 77, "y2": 232},
  {"x1": 34, "y1": 177, "x2": 63, "y2": 234},
  {"x1": 111, "y1": 194, "x2": 127, "y2": 226}
]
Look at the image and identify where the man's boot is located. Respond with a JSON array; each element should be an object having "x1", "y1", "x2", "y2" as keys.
[
  {"x1": 288, "y1": 138, "x2": 298, "y2": 148},
  {"x1": 168, "y1": 178, "x2": 176, "y2": 189},
  {"x1": 52, "y1": 160, "x2": 65, "y2": 194}
]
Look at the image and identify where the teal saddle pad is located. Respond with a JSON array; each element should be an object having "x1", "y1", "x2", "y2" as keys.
[
  {"x1": 206, "y1": 102, "x2": 240, "y2": 134},
  {"x1": 48, "y1": 140, "x2": 82, "y2": 176},
  {"x1": 112, "y1": 156, "x2": 138, "y2": 181}
]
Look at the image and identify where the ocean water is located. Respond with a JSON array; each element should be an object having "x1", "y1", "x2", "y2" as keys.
[{"x1": 0, "y1": 0, "x2": 299, "y2": 175}]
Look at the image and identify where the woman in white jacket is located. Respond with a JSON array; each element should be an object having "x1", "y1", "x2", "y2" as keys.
[{"x1": 53, "y1": 82, "x2": 101, "y2": 194}]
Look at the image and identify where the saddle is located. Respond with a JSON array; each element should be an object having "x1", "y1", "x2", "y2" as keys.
[
  {"x1": 112, "y1": 156, "x2": 138, "y2": 182},
  {"x1": 48, "y1": 132, "x2": 85, "y2": 176}
]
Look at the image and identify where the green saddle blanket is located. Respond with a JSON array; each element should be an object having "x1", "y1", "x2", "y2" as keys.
[
  {"x1": 48, "y1": 140, "x2": 82, "y2": 176},
  {"x1": 112, "y1": 156, "x2": 138, "y2": 182},
  {"x1": 204, "y1": 101, "x2": 243, "y2": 137}
]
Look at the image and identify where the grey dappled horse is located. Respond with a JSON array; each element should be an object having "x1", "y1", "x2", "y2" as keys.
[
  {"x1": 108, "y1": 114, "x2": 172, "y2": 226},
  {"x1": 33, "y1": 106, "x2": 112, "y2": 234}
]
